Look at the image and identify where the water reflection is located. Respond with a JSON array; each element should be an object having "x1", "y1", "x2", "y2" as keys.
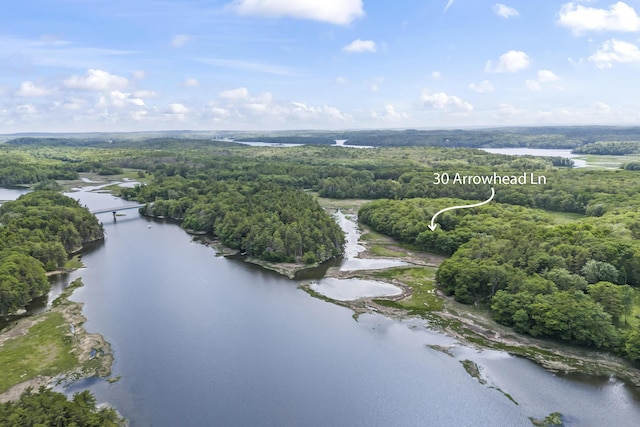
[{"x1": 310, "y1": 277, "x2": 402, "y2": 301}]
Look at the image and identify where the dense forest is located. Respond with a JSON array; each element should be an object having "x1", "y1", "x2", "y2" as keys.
[
  {"x1": 1, "y1": 134, "x2": 640, "y2": 362},
  {"x1": 0, "y1": 191, "x2": 104, "y2": 314},
  {"x1": 125, "y1": 180, "x2": 345, "y2": 264},
  {"x1": 0, "y1": 387, "x2": 125, "y2": 426},
  {"x1": 573, "y1": 141, "x2": 640, "y2": 155},
  {"x1": 359, "y1": 195, "x2": 640, "y2": 358}
]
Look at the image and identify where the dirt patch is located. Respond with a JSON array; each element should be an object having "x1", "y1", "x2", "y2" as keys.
[
  {"x1": 0, "y1": 376, "x2": 52, "y2": 404},
  {"x1": 0, "y1": 317, "x2": 46, "y2": 346}
]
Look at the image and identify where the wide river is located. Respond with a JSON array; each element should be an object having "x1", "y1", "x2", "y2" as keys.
[{"x1": 3, "y1": 186, "x2": 640, "y2": 426}]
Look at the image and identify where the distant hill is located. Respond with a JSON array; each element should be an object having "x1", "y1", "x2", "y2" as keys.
[{"x1": 2, "y1": 126, "x2": 640, "y2": 149}]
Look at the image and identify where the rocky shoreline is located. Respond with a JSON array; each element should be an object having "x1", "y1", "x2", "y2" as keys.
[
  {"x1": 0, "y1": 278, "x2": 114, "y2": 403},
  {"x1": 307, "y1": 236, "x2": 640, "y2": 390}
]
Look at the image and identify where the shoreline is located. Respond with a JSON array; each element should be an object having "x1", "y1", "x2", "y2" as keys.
[
  {"x1": 327, "y1": 255, "x2": 640, "y2": 389},
  {"x1": 192, "y1": 233, "x2": 331, "y2": 279},
  {"x1": 302, "y1": 203, "x2": 640, "y2": 390},
  {"x1": 0, "y1": 278, "x2": 114, "y2": 403}
]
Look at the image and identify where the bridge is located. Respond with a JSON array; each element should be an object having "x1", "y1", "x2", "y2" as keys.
[{"x1": 90, "y1": 204, "x2": 147, "y2": 215}]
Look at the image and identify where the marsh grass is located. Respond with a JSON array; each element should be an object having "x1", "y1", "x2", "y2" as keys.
[
  {"x1": 373, "y1": 267, "x2": 442, "y2": 312},
  {"x1": 0, "y1": 313, "x2": 77, "y2": 393}
]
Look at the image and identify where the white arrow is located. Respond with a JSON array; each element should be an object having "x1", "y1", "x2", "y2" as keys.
[{"x1": 428, "y1": 187, "x2": 495, "y2": 231}]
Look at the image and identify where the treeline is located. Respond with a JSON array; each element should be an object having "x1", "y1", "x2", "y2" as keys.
[
  {"x1": 321, "y1": 167, "x2": 640, "y2": 216},
  {"x1": 0, "y1": 387, "x2": 125, "y2": 426},
  {"x1": 231, "y1": 126, "x2": 640, "y2": 148},
  {"x1": 0, "y1": 152, "x2": 77, "y2": 186},
  {"x1": 359, "y1": 197, "x2": 640, "y2": 358},
  {"x1": 572, "y1": 141, "x2": 640, "y2": 155},
  {"x1": 123, "y1": 179, "x2": 345, "y2": 264},
  {"x1": 6, "y1": 126, "x2": 640, "y2": 149},
  {"x1": 0, "y1": 191, "x2": 104, "y2": 314}
]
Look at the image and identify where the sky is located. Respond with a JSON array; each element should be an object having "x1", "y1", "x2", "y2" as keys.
[{"x1": 2, "y1": 0, "x2": 640, "y2": 132}]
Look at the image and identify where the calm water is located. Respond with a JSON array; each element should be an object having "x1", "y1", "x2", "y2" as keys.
[
  {"x1": 4, "y1": 187, "x2": 640, "y2": 426},
  {"x1": 335, "y1": 211, "x2": 407, "y2": 272},
  {"x1": 481, "y1": 148, "x2": 587, "y2": 168},
  {"x1": 310, "y1": 278, "x2": 403, "y2": 301},
  {"x1": 0, "y1": 186, "x2": 30, "y2": 202}
]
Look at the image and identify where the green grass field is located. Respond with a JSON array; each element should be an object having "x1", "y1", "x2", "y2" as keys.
[
  {"x1": 545, "y1": 211, "x2": 587, "y2": 224},
  {"x1": 0, "y1": 312, "x2": 77, "y2": 393},
  {"x1": 373, "y1": 267, "x2": 442, "y2": 313}
]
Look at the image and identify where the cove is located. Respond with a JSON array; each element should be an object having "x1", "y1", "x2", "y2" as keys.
[{"x1": 41, "y1": 188, "x2": 640, "y2": 426}]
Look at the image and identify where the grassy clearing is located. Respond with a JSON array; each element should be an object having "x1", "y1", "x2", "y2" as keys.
[
  {"x1": 545, "y1": 211, "x2": 586, "y2": 224},
  {"x1": 359, "y1": 229, "x2": 386, "y2": 242},
  {"x1": 369, "y1": 244, "x2": 407, "y2": 257},
  {"x1": 578, "y1": 154, "x2": 640, "y2": 169},
  {"x1": 115, "y1": 168, "x2": 148, "y2": 181},
  {"x1": 627, "y1": 288, "x2": 640, "y2": 328},
  {"x1": 0, "y1": 312, "x2": 77, "y2": 393},
  {"x1": 372, "y1": 267, "x2": 442, "y2": 312},
  {"x1": 315, "y1": 196, "x2": 371, "y2": 212}
]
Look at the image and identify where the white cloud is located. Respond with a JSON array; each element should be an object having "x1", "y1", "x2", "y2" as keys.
[
  {"x1": 133, "y1": 90, "x2": 158, "y2": 98},
  {"x1": 335, "y1": 76, "x2": 348, "y2": 85},
  {"x1": 558, "y1": 1, "x2": 640, "y2": 35},
  {"x1": 97, "y1": 90, "x2": 146, "y2": 108},
  {"x1": 537, "y1": 69, "x2": 559, "y2": 82},
  {"x1": 468, "y1": 80, "x2": 494, "y2": 93},
  {"x1": 372, "y1": 104, "x2": 409, "y2": 122},
  {"x1": 183, "y1": 78, "x2": 200, "y2": 87},
  {"x1": 228, "y1": 0, "x2": 365, "y2": 25},
  {"x1": 431, "y1": 71, "x2": 442, "y2": 80},
  {"x1": 165, "y1": 103, "x2": 189, "y2": 119},
  {"x1": 422, "y1": 91, "x2": 473, "y2": 113},
  {"x1": 496, "y1": 103, "x2": 524, "y2": 117},
  {"x1": 15, "y1": 81, "x2": 54, "y2": 97},
  {"x1": 290, "y1": 102, "x2": 353, "y2": 122},
  {"x1": 220, "y1": 87, "x2": 250, "y2": 100},
  {"x1": 208, "y1": 106, "x2": 231, "y2": 119},
  {"x1": 208, "y1": 87, "x2": 354, "y2": 126},
  {"x1": 59, "y1": 97, "x2": 87, "y2": 111},
  {"x1": 493, "y1": 4, "x2": 519, "y2": 19},
  {"x1": 171, "y1": 34, "x2": 190, "y2": 47},
  {"x1": 16, "y1": 104, "x2": 37, "y2": 115},
  {"x1": 64, "y1": 69, "x2": 128, "y2": 91},
  {"x1": 342, "y1": 39, "x2": 377, "y2": 53},
  {"x1": 588, "y1": 38, "x2": 640, "y2": 68},
  {"x1": 485, "y1": 50, "x2": 530, "y2": 73},
  {"x1": 525, "y1": 69, "x2": 560, "y2": 91},
  {"x1": 524, "y1": 70, "x2": 560, "y2": 92}
]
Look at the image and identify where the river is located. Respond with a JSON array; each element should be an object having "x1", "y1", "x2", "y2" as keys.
[{"x1": 4, "y1": 186, "x2": 640, "y2": 426}]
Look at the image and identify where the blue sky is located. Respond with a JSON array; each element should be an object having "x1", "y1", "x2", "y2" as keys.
[{"x1": 2, "y1": 0, "x2": 640, "y2": 132}]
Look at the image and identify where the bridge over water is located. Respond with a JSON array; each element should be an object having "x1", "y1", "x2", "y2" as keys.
[{"x1": 90, "y1": 204, "x2": 146, "y2": 215}]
